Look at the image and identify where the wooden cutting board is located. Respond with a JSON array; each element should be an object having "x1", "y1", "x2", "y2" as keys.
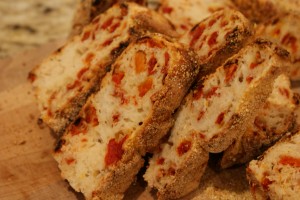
[{"x1": 0, "y1": 41, "x2": 259, "y2": 200}]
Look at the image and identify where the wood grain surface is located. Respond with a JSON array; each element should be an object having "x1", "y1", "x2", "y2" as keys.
[{"x1": 0, "y1": 41, "x2": 264, "y2": 200}]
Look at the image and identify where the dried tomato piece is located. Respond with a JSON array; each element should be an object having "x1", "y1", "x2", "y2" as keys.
[
  {"x1": 148, "y1": 56, "x2": 157, "y2": 75},
  {"x1": 138, "y1": 78, "x2": 153, "y2": 97},
  {"x1": 105, "y1": 135, "x2": 128, "y2": 166},
  {"x1": 102, "y1": 38, "x2": 113, "y2": 47},
  {"x1": 279, "y1": 87, "x2": 290, "y2": 98},
  {"x1": 177, "y1": 140, "x2": 192, "y2": 156},
  {"x1": 205, "y1": 86, "x2": 218, "y2": 98},
  {"x1": 157, "y1": 157, "x2": 165, "y2": 165},
  {"x1": 246, "y1": 76, "x2": 253, "y2": 84},
  {"x1": 215, "y1": 112, "x2": 225, "y2": 125},
  {"x1": 85, "y1": 105, "x2": 99, "y2": 126},
  {"x1": 28, "y1": 72, "x2": 36, "y2": 83},
  {"x1": 112, "y1": 71, "x2": 125, "y2": 85},
  {"x1": 65, "y1": 158, "x2": 75, "y2": 165},
  {"x1": 193, "y1": 85, "x2": 203, "y2": 100},
  {"x1": 77, "y1": 67, "x2": 89, "y2": 79},
  {"x1": 109, "y1": 22, "x2": 120, "y2": 33},
  {"x1": 279, "y1": 155, "x2": 300, "y2": 167},
  {"x1": 101, "y1": 17, "x2": 114, "y2": 30},
  {"x1": 161, "y1": 6, "x2": 173, "y2": 14},
  {"x1": 281, "y1": 33, "x2": 298, "y2": 53},
  {"x1": 81, "y1": 31, "x2": 91, "y2": 42},
  {"x1": 208, "y1": 32, "x2": 218, "y2": 47},
  {"x1": 113, "y1": 88, "x2": 129, "y2": 105},
  {"x1": 224, "y1": 64, "x2": 238, "y2": 83},
  {"x1": 112, "y1": 113, "x2": 120, "y2": 123},
  {"x1": 261, "y1": 173, "x2": 273, "y2": 191},
  {"x1": 135, "y1": 50, "x2": 146, "y2": 73},
  {"x1": 84, "y1": 53, "x2": 95, "y2": 66},
  {"x1": 190, "y1": 24, "x2": 206, "y2": 47}
]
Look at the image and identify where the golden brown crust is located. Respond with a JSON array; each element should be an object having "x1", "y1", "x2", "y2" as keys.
[
  {"x1": 202, "y1": 39, "x2": 291, "y2": 153},
  {"x1": 133, "y1": 38, "x2": 199, "y2": 153},
  {"x1": 221, "y1": 114, "x2": 296, "y2": 168},
  {"x1": 91, "y1": 149, "x2": 144, "y2": 200}
]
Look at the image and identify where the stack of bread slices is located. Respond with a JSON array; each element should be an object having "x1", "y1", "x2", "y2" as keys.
[{"x1": 30, "y1": 1, "x2": 300, "y2": 200}]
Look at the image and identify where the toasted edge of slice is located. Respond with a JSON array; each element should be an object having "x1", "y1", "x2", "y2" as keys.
[
  {"x1": 221, "y1": 74, "x2": 297, "y2": 168},
  {"x1": 179, "y1": 8, "x2": 254, "y2": 77},
  {"x1": 247, "y1": 132, "x2": 300, "y2": 200},
  {"x1": 202, "y1": 39, "x2": 291, "y2": 153}
]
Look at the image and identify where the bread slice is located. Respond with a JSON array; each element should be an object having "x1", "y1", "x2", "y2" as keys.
[
  {"x1": 221, "y1": 74, "x2": 297, "y2": 168},
  {"x1": 70, "y1": 0, "x2": 147, "y2": 36},
  {"x1": 231, "y1": 0, "x2": 300, "y2": 23},
  {"x1": 157, "y1": 0, "x2": 236, "y2": 35},
  {"x1": 247, "y1": 131, "x2": 300, "y2": 200},
  {"x1": 256, "y1": 13, "x2": 300, "y2": 80},
  {"x1": 144, "y1": 40, "x2": 290, "y2": 200},
  {"x1": 179, "y1": 9, "x2": 253, "y2": 76},
  {"x1": 53, "y1": 33, "x2": 199, "y2": 200},
  {"x1": 143, "y1": 9, "x2": 253, "y2": 200},
  {"x1": 29, "y1": 2, "x2": 178, "y2": 134}
]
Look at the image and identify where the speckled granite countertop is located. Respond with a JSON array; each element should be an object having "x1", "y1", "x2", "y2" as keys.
[{"x1": 0, "y1": 0, "x2": 78, "y2": 59}]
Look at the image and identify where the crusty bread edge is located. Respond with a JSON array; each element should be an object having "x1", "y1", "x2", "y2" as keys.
[
  {"x1": 154, "y1": 139, "x2": 209, "y2": 200},
  {"x1": 202, "y1": 40, "x2": 291, "y2": 153},
  {"x1": 90, "y1": 149, "x2": 144, "y2": 200},
  {"x1": 246, "y1": 132, "x2": 297, "y2": 200},
  {"x1": 132, "y1": 36, "x2": 200, "y2": 154},
  {"x1": 198, "y1": 9, "x2": 254, "y2": 79}
]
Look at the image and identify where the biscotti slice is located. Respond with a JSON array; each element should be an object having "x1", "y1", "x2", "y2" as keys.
[
  {"x1": 231, "y1": 0, "x2": 300, "y2": 23},
  {"x1": 143, "y1": 10, "x2": 253, "y2": 200},
  {"x1": 247, "y1": 132, "x2": 300, "y2": 200},
  {"x1": 179, "y1": 9, "x2": 253, "y2": 76},
  {"x1": 221, "y1": 74, "x2": 297, "y2": 168},
  {"x1": 53, "y1": 34, "x2": 199, "y2": 200},
  {"x1": 29, "y1": 2, "x2": 178, "y2": 134},
  {"x1": 256, "y1": 13, "x2": 300, "y2": 80},
  {"x1": 158, "y1": 0, "x2": 236, "y2": 35}
]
